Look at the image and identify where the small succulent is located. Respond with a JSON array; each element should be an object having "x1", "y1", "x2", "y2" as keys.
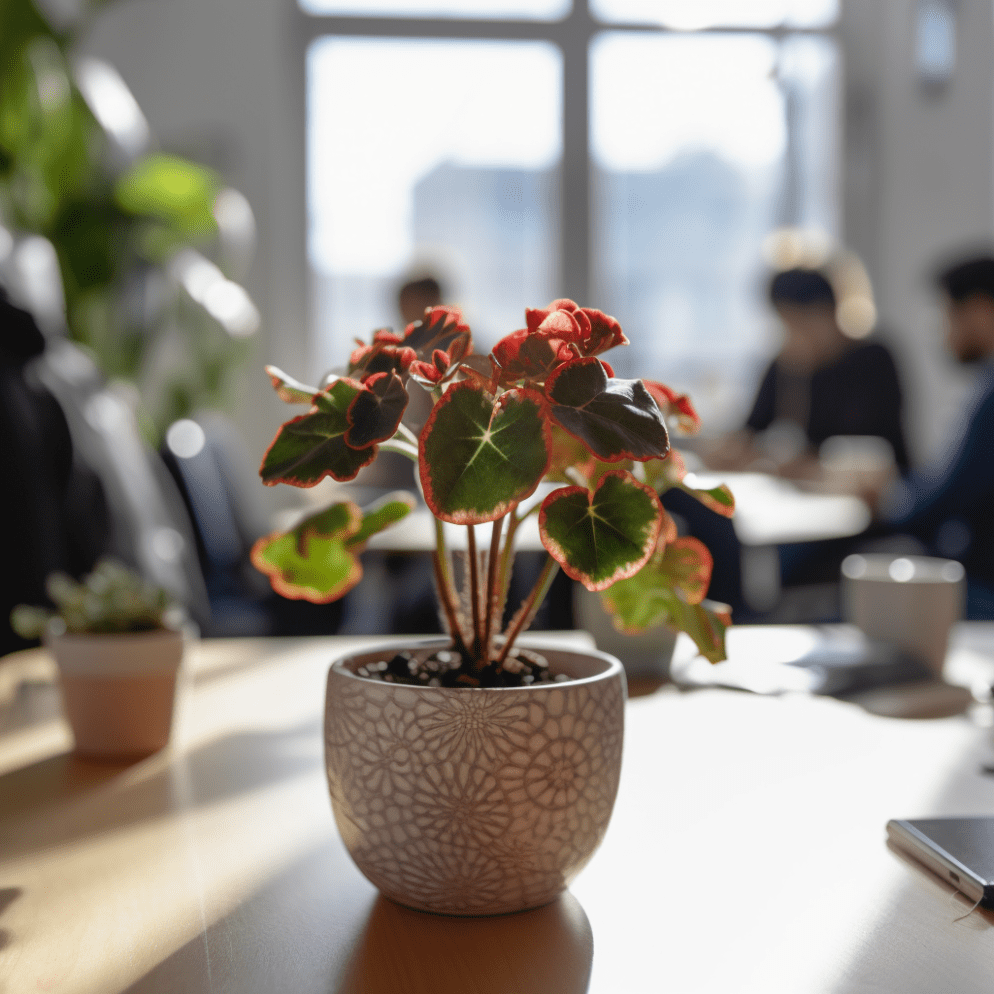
[
  {"x1": 253, "y1": 300, "x2": 735, "y2": 684},
  {"x1": 11, "y1": 558, "x2": 180, "y2": 638}
]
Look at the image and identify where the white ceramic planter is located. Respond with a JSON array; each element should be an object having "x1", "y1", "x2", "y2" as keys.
[
  {"x1": 324, "y1": 638, "x2": 626, "y2": 916},
  {"x1": 574, "y1": 584, "x2": 677, "y2": 681},
  {"x1": 47, "y1": 628, "x2": 184, "y2": 758}
]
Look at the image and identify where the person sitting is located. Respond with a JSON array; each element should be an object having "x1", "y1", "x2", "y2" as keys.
[
  {"x1": 879, "y1": 254, "x2": 994, "y2": 618},
  {"x1": 712, "y1": 267, "x2": 908, "y2": 476}
]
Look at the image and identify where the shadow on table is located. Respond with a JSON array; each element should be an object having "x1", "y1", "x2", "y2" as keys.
[
  {"x1": 337, "y1": 892, "x2": 593, "y2": 994},
  {"x1": 0, "y1": 886, "x2": 21, "y2": 958},
  {"x1": 118, "y1": 837, "x2": 592, "y2": 994},
  {"x1": 0, "y1": 718, "x2": 321, "y2": 860}
]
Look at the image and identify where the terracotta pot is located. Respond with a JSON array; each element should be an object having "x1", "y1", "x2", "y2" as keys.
[
  {"x1": 47, "y1": 628, "x2": 184, "y2": 758},
  {"x1": 324, "y1": 638, "x2": 626, "y2": 916}
]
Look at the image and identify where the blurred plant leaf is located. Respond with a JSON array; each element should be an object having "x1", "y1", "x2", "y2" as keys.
[{"x1": 250, "y1": 494, "x2": 414, "y2": 603}]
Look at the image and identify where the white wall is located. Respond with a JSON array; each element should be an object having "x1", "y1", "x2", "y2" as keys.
[
  {"x1": 842, "y1": 0, "x2": 994, "y2": 462},
  {"x1": 80, "y1": 0, "x2": 310, "y2": 496}
]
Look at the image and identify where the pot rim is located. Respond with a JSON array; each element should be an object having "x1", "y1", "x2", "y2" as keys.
[
  {"x1": 329, "y1": 635, "x2": 624, "y2": 692},
  {"x1": 47, "y1": 626, "x2": 185, "y2": 678},
  {"x1": 47, "y1": 626, "x2": 184, "y2": 646}
]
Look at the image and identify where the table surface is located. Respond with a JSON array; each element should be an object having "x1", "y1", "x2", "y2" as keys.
[{"x1": 3, "y1": 626, "x2": 994, "y2": 994}]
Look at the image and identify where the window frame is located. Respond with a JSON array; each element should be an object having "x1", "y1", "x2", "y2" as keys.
[{"x1": 291, "y1": 0, "x2": 837, "y2": 315}]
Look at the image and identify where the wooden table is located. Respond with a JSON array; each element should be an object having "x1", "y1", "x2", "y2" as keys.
[{"x1": 3, "y1": 627, "x2": 994, "y2": 993}]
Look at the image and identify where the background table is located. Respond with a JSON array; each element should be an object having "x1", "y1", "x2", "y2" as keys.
[{"x1": 2, "y1": 627, "x2": 994, "y2": 993}]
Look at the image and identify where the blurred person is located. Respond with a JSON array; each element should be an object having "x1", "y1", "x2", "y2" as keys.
[
  {"x1": 707, "y1": 267, "x2": 909, "y2": 478},
  {"x1": 397, "y1": 274, "x2": 444, "y2": 326},
  {"x1": 0, "y1": 290, "x2": 110, "y2": 654},
  {"x1": 879, "y1": 254, "x2": 994, "y2": 617}
]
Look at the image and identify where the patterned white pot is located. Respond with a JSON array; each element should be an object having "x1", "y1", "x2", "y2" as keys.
[{"x1": 324, "y1": 638, "x2": 626, "y2": 916}]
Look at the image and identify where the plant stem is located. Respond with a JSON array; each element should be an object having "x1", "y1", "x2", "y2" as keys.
[
  {"x1": 467, "y1": 524, "x2": 481, "y2": 656},
  {"x1": 395, "y1": 422, "x2": 420, "y2": 448},
  {"x1": 482, "y1": 516, "x2": 504, "y2": 661},
  {"x1": 432, "y1": 550, "x2": 470, "y2": 659},
  {"x1": 496, "y1": 555, "x2": 560, "y2": 667},
  {"x1": 378, "y1": 438, "x2": 419, "y2": 462},
  {"x1": 495, "y1": 510, "x2": 521, "y2": 616}
]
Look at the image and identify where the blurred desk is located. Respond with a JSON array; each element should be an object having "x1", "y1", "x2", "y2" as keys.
[
  {"x1": 688, "y1": 470, "x2": 872, "y2": 546},
  {"x1": 3, "y1": 628, "x2": 994, "y2": 993}
]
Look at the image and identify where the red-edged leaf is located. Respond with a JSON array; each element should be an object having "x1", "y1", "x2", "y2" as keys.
[
  {"x1": 260, "y1": 378, "x2": 376, "y2": 487},
  {"x1": 251, "y1": 501, "x2": 363, "y2": 602},
  {"x1": 265, "y1": 365, "x2": 318, "y2": 404},
  {"x1": 546, "y1": 357, "x2": 670, "y2": 463},
  {"x1": 349, "y1": 342, "x2": 417, "y2": 381},
  {"x1": 644, "y1": 380, "x2": 701, "y2": 434},
  {"x1": 419, "y1": 382, "x2": 550, "y2": 524},
  {"x1": 644, "y1": 455, "x2": 736, "y2": 518},
  {"x1": 250, "y1": 493, "x2": 414, "y2": 604},
  {"x1": 660, "y1": 536, "x2": 713, "y2": 605},
  {"x1": 401, "y1": 304, "x2": 472, "y2": 356},
  {"x1": 596, "y1": 533, "x2": 727, "y2": 661},
  {"x1": 539, "y1": 470, "x2": 662, "y2": 591},
  {"x1": 345, "y1": 371, "x2": 409, "y2": 448}
]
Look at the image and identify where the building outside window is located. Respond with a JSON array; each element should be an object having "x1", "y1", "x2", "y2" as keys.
[{"x1": 299, "y1": 0, "x2": 839, "y2": 430}]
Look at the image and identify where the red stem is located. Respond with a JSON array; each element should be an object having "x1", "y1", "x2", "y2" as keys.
[{"x1": 481, "y1": 516, "x2": 504, "y2": 662}]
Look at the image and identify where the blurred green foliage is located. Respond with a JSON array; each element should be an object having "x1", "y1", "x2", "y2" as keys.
[{"x1": 0, "y1": 0, "x2": 252, "y2": 443}]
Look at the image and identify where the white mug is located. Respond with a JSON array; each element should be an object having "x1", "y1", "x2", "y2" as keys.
[{"x1": 841, "y1": 554, "x2": 966, "y2": 676}]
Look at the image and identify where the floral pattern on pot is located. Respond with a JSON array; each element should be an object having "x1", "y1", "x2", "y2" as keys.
[{"x1": 324, "y1": 641, "x2": 625, "y2": 916}]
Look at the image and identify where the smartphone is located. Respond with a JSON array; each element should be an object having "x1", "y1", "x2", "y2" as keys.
[{"x1": 887, "y1": 817, "x2": 994, "y2": 907}]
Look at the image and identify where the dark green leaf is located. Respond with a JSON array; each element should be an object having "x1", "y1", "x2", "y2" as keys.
[
  {"x1": 345, "y1": 371, "x2": 408, "y2": 447},
  {"x1": 539, "y1": 470, "x2": 662, "y2": 590},
  {"x1": 546, "y1": 357, "x2": 670, "y2": 463},
  {"x1": 420, "y1": 384, "x2": 550, "y2": 524},
  {"x1": 260, "y1": 379, "x2": 376, "y2": 487}
]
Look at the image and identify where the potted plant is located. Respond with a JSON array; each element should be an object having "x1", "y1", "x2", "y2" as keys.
[
  {"x1": 253, "y1": 299, "x2": 734, "y2": 914},
  {"x1": 12, "y1": 559, "x2": 186, "y2": 758}
]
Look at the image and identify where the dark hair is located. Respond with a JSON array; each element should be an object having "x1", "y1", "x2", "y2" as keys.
[
  {"x1": 398, "y1": 276, "x2": 443, "y2": 304},
  {"x1": 935, "y1": 256, "x2": 994, "y2": 303},
  {"x1": 768, "y1": 268, "x2": 836, "y2": 308}
]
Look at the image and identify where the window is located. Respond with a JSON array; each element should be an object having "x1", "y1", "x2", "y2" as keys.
[{"x1": 299, "y1": 1, "x2": 839, "y2": 428}]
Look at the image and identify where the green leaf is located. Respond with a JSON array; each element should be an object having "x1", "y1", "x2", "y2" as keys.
[
  {"x1": 250, "y1": 494, "x2": 414, "y2": 603},
  {"x1": 667, "y1": 599, "x2": 731, "y2": 664},
  {"x1": 260, "y1": 379, "x2": 376, "y2": 487},
  {"x1": 599, "y1": 534, "x2": 712, "y2": 630},
  {"x1": 266, "y1": 365, "x2": 318, "y2": 404},
  {"x1": 251, "y1": 502, "x2": 362, "y2": 603},
  {"x1": 539, "y1": 470, "x2": 662, "y2": 591},
  {"x1": 546, "y1": 357, "x2": 670, "y2": 463},
  {"x1": 115, "y1": 153, "x2": 219, "y2": 237},
  {"x1": 420, "y1": 383, "x2": 550, "y2": 524},
  {"x1": 643, "y1": 455, "x2": 735, "y2": 518},
  {"x1": 345, "y1": 491, "x2": 416, "y2": 547}
]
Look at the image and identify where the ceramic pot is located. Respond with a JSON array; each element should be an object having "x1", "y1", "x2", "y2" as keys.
[
  {"x1": 324, "y1": 638, "x2": 626, "y2": 916},
  {"x1": 47, "y1": 628, "x2": 184, "y2": 758},
  {"x1": 573, "y1": 584, "x2": 677, "y2": 681}
]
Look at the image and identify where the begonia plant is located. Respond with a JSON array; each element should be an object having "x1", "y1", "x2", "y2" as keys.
[{"x1": 253, "y1": 300, "x2": 733, "y2": 684}]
